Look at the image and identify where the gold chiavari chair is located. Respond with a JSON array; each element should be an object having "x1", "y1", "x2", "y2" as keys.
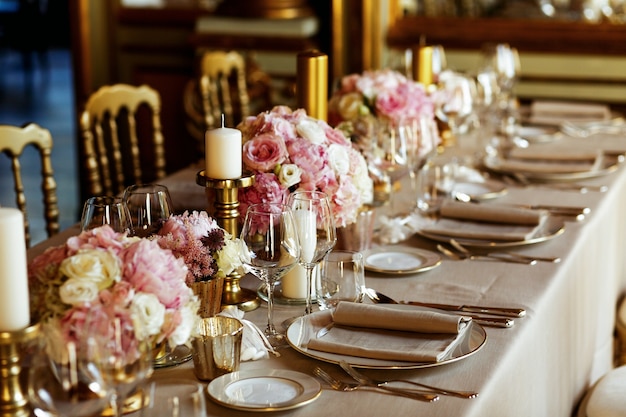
[
  {"x1": 0, "y1": 123, "x2": 59, "y2": 247},
  {"x1": 79, "y1": 83, "x2": 167, "y2": 197}
]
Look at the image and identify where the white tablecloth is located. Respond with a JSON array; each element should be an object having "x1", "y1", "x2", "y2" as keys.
[{"x1": 27, "y1": 131, "x2": 626, "y2": 417}]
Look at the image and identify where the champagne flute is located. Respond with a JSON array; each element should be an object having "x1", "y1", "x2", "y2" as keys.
[
  {"x1": 287, "y1": 191, "x2": 337, "y2": 316},
  {"x1": 27, "y1": 325, "x2": 112, "y2": 417},
  {"x1": 80, "y1": 196, "x2": 132, "y2": 233},
  {"x1": 123, "y1": 183, "x2": 173, "y2": 237},
  {"x1": 239, "y1": 203, "x2": 300, "y2": 347}
]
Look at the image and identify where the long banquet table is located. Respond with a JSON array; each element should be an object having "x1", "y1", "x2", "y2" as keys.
[{"x1": 27, "y1": 128, "x2": 626, "y2": 417}]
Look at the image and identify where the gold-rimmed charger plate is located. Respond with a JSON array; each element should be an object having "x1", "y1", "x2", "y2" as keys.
[
  {"x1": 416, "y1": 215, "x2": 565, "y2": 248},
  {"x1": 207, "y1": 369, "x2": 321, "y2": 412},
  {"x1": 483, "y1": 153, "x2": 624, "y2": 182},
  {"x1": 286, "y1": 305, "x2": 487, "y2": 369},
  {"x1": 363, "y1": 246, "x2": 441, "y2": 275}
]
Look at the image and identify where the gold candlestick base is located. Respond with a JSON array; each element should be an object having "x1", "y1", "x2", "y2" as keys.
[
  {"x1": 0, "y1": 323, "x2": 40, "y2": 417},
  {"x1": 196, "y1": 170, "x2": 259, "y2": 311}
]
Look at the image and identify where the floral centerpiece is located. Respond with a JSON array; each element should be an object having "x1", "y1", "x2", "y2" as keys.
[
  {"x1": 237, "y1": 105, "x2": 373, "y2": 228},
  {"x1": 154, "y1": 210, "x2": 243, "y2": 317},
  {"x1": 28, "y1": 225, "x2": 200, "y2": 363},
  {"x1": 328, "y1": 68, "x2": 440, "y2": 160}
]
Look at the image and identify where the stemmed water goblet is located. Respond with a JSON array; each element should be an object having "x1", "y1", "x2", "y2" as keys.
[
  {"x1": 84, "y1": 315, "x2": 154, "y2": 417},
  {"x1": 287, "y1": 190, "x2": 337, "y2": 316},
  {"x1": 122, "y1": 183, "x2": 173, "y2": 238},
  {"x1": 27, "y1": 325, "x2": 113, "y2": 417},
  {"x1": 239, "y1": 203, "x2": 300, "y2": 347},
  {"x1": 80, "y1": 195, "x2": 132, "y2": 233}
]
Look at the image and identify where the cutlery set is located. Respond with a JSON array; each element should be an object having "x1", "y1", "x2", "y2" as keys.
[{"x1": 312, "y1": 361, "x2": 479, "y2": 402}]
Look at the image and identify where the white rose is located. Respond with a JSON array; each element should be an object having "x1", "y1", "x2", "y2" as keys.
[
  {"x1": 59, "y1": 249, "x2": 120, "y2": 290},
  {"x1": 277, "y1": 164, "x2": 302, "y2": 188},
  {"x1": 327, "y1": 144, "x2": 350, "y2": 176},
  {"x1": 167, "y1": 300, "x2": 200, "y2": 347},
  {"x1": 130, "y1": 292, "x2": 166, "y2": 340},
  {"x1": 216, "y1": 237, "x2": 244, "y2": 277},
  {"x1": 351, "y1": 150, "x2": 374, "y2": 204},
  {"x1": 59, "y1": 278, "x2": 100, "y2": 306},
  {"x1": 296, "y1": 119, "x2": 326, "y2": 144}
]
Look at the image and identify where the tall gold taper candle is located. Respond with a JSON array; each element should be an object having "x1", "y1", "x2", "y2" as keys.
[
  {"x1": 417, "y1": 45, "x2": 434, "y2": 86},
  {"x1": 297, "y1": 50, "x2": 328, "y2": 121}
]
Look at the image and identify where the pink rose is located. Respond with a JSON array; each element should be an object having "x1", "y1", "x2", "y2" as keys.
[{"x1": 243, "y1": 133, "x2": 289, "y2": 172}]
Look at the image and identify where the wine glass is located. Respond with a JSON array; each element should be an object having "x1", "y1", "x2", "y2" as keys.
[
  {"x1": 239, "y1": 203, "x2": 300, "y2": 347},
  {"x1": 317, "y1": 250, "x2": 365, "y2": 311},
  {"x1": 480, "y1": 43, "x2": 521, "y2": 111},
  {"x1": 287, "y1": 190, "x2": 337, "y2": 316},
  {"x1": 27, "y1": 325, "x2": 112, "y2": 417},
  {"x1": 122, "y1": 183, "x2": 173, "y2": 237},
  {"x1": 434, "y1": 70, "x2": 477, "y2": 149},
  {"x1": 80, "y1": 195, "x2": 132, "y2": 233}
]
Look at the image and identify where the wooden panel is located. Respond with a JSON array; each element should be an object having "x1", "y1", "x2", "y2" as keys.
[{"x1": 387, "y1": 16, "x2": 626, "y2": 56}]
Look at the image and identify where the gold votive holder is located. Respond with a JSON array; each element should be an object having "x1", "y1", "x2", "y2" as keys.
[
  {"x1": 0, "y1": 323, "x2": 40, "y2": 417},
  {"x1": 191, "y1": 317, "x2": 243, "y2": 381},
  {"x1": 196, "y1": 170, "x2": 259, "y2": 311}
]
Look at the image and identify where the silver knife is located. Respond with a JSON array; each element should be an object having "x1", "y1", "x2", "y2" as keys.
[{"x1": 400, "y1": 301, "x2": 526, "y2": 318}]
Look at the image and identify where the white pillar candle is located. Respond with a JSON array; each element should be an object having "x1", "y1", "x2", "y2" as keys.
[
  {"x1": 282, "y1": 264, "x2": 308, "y2": 299},
  {"x1": 282, "y1": 209, "x2": 316, "y2": 299},
  {"x1": 0, "y1": 208, "x2": 30, "y2": 331},
  {"x1": 205, "y1": 127, "x2": 242, "y2": 179}
]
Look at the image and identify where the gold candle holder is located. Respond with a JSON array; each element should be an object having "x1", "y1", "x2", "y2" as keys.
[
  {"x1": 0, "y1": 323, "x2": 40, "y2": 417},
  {"x1": 196, "y1": 170, "x2": 259, "y2": 311},
  {"x1": 297, "y1": 50, "x2": 328, "y2": 121}
]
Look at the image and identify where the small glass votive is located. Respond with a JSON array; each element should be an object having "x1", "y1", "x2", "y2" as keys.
[{"x1": 190, "y1": 316, "x2": 243, "y2": 381}]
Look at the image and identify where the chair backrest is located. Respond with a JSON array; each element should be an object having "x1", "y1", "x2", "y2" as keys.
[
  {"x1": 199, "y1": 50, "x2": 251, "y2": 129},
  {"x1": 79, "y1": 83, "x2": 167, "y2": 197},
  {"x1": 0, "y1": 123, "x2": 59, "y2": 247}
]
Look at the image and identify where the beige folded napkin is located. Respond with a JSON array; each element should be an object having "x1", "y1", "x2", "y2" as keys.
[
  {"x1": 487, "y1": 149, "x2": 603, "y2": 174},
  {"x1": 529, "y1": 100, "x2": 611, "y2": 125},
  {"x1": 305, "y1": 302, "x2": 470, "y2": 363},
  {"x1": 420, "y1": 200, "x2": 549, "y2": 241}
]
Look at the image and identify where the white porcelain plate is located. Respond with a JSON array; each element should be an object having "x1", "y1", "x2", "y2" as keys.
[
  {"x1": 286, "y1": 305, "x2": 487, "y2": 369},
  {"x1": 363, "y1": 246, "x2": 441, "y2": 275},
  {"x1": 207, "y1": 369, "x2": 321, "y2": 412}
]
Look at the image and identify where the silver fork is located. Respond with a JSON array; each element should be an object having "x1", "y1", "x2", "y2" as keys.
[
  {"x1": 312, "y1": 367, "x2": 439, "y2": 402},
  {"x1": 338, "y1": 360, "x2": 478, "y2": 399}
]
